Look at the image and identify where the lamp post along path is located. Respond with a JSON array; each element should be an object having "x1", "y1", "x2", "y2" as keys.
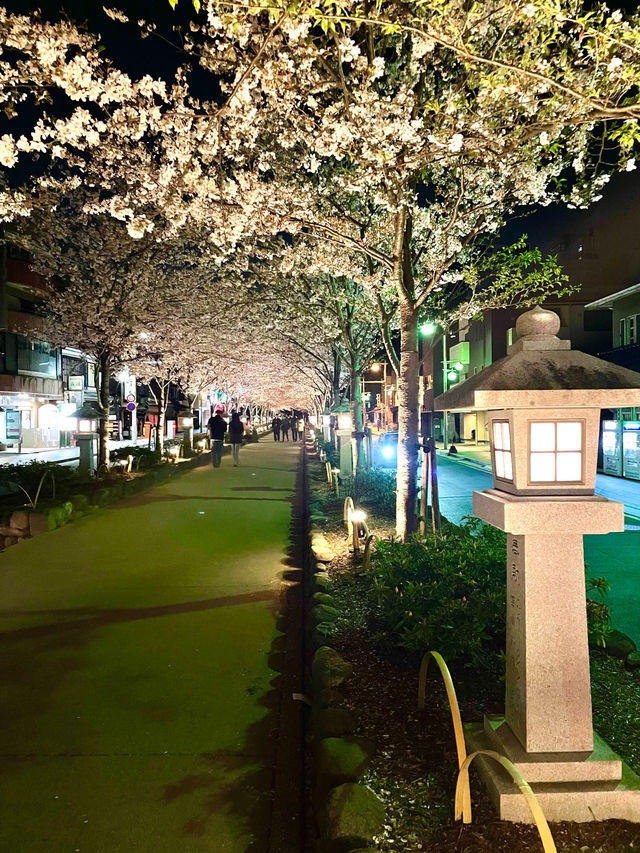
[{"x1": 435, "y1": 306, "x2": 640, "y2": 823}]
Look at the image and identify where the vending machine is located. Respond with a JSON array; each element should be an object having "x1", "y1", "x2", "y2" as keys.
[
  {"x1": 622, "y1": 421, "x2": 640, "y2": 480},
  {"x1": 601, "y1": 419, "x2": 622, "y2": 476}
]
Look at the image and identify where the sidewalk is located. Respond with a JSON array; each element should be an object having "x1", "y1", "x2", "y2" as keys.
[{"x1": 0, "y1": 441, "x2": 302, "y2": 852}]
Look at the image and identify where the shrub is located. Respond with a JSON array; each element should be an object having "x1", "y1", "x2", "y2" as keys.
[
  {"x1": 364, "y1": 518, "x2": 507, "y2": 666},
  {"x1": 109, "y1": 445, "x2": 157, "y2": 470},
  {"x1": 353, "y1": 468, "x2": 396, "y2": 518},
  {"x1": 321, "y1": 439, "x2": 339, "y2": 468},
  {"x1": 245, "y1": 428, "x2": 259, "y2": 443},
  {"x1": 586, "y1": 575, "x2": 612, "y2": 648},
  {"x1": 363, "y1": 519, "x2": 613, "y2": 668},
  {"x1": 0, "y1": 461, "x2": 81, "y2": 504}
]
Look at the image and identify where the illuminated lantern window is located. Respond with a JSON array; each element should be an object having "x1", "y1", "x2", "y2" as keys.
[
  {"x1": 529, "y1": 421, "x2": 583, "y2": 483},
  {"x1": 492, "y1": 420, "x2": 513, "y2": 481}
]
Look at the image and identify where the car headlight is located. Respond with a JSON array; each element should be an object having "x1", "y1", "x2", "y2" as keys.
[{"x1": 381, "y1": 445, "x2": 395, "y2": 460}]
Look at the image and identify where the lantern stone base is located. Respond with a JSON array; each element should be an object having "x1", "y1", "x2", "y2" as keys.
[{"x1": 465, "y1": 720, "x2": 640, "y2": 823}]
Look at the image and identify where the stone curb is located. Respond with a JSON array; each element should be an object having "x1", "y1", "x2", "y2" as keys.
[{"x1": 305, "y1": 438, "x2": 385, "y2": 852}]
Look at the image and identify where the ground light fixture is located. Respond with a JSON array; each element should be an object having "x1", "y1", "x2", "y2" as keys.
[{"x1": 348, "y1": 508, "x2": 369, "y2": 551}]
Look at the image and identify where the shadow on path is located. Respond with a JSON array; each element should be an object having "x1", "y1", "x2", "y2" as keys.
[
  {"x1": 0, "y1": 590, "x2": 278, "y2": 644},
  {"x1": 116, "y1": 493, "x2": 292, "y2": 506}
]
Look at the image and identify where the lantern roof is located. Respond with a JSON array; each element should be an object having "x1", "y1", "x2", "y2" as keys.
[
  {"x1": 434, "y1": 306, "x2": 640, "y2": 412},
  {"x1": 331, "y1": 401, "x2": 351, "y2": 413},
  {"x1": 70, "y1": 402, "x2": 100, "y2": 419}
]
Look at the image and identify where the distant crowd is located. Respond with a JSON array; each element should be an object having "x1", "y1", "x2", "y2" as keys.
[{"x1": 270, "y1": 415, "x2": 304, "y2": 442}]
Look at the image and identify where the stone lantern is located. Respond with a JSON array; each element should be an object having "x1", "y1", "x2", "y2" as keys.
[
  {"x1": 71, "y1": 403, "x2": 99, "y2": 476},
  {"x1": 434, "y1": 306, "x2": 640, "y2": 822},
  {"x1": 332, "y1": 402, "x2": 353, "y2": 477}
]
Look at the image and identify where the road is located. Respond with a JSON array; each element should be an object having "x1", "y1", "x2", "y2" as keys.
[
  {"x1": 435, "y1": 454, "x2": 640, "y2": 643},
  {"x1": 0, "y1": 441, "x2": 303, "y2": 853}
]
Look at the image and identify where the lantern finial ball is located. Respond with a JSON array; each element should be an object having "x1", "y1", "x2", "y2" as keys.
[{"x1": 516, "y1": 305, "x2": 561, "y2": 339}]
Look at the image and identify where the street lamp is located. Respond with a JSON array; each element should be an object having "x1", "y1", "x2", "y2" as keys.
[{"x1": 420, "y1": 321, "x2": 437, "y2": 336}]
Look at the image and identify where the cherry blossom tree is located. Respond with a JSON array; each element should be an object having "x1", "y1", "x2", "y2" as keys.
[
  {"x1": 180, "y1": 0, "x2": 640, "y2": 538},
  {"x1": 5, "y1": 1, "x2": 640, "y2": 538},
  {"x1": 15, "y1": 206, "x2": 165, "y2": 467}
]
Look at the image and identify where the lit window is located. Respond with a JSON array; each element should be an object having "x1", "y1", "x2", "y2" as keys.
[
  {"x1": 529, "y1": 421, "x2": 583, "y2": 483},
  {"x1": 492, "y1": 420, "x2": 513, "y2": 481}
]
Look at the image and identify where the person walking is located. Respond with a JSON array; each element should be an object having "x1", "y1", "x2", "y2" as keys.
[
  {"x1": 207, "y1": 406, "x2": 227, "y2": 468},
  {"x1": 228, "y1": 411, "x2": 245, "y2": 466},
  {"x1": 281, "y1": 415, "x2": 290, "y2": 441},
  {"x1": 271, "y1": 415, "x2": 281, "y2": 441},
  {"x1": 291, "y1": 417, "x2": 298, "y2": 441}
]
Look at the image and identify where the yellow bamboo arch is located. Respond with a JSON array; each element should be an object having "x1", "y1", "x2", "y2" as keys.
[
  {"x1": 417, "y1": 651, "x2": 471, "y2": 823},
  {"x1": 455, "y1": 750, "x2": 557, "y2": 853}
]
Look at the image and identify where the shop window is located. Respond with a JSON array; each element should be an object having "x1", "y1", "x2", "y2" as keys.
[
  {"x1": 492, "y1": 420, "x2": 513, "y2": 481},
  {"x1": 620, "y1": 314, "x2": 639, "y2": 346},
  {"x1": 529, "y1": 420, "x2": 584, "y2": 483},
  {"x1": 17, "y1": 336, "x2": 57, "y2": 377}
]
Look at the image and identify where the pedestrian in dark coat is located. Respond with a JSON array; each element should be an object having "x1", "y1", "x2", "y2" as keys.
[
  {"x1": 271, "y1": 416, "x2": 281, "y2": 441},
  {"x1": 228, "y1": 411, "x2": 245, "y2": 466},
  {"x1": 291, "y1": 417, "x2": 298, "y2": 441},
  {"x1": 207, "y1": 407, "x2": 227, "y2": 467},
  {"x1": 281, "y1": 416, "x2": 290, "y2": 441}
]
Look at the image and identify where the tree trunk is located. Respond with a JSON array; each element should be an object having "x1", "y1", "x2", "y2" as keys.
[
  {"x1": 332, "y1": 349, "x2": 342, "y2": 406},
  {"x1": 350, "y1": 367, "x2": 366, "y2": 475},
  {"x1": 395, "y1": 300, "x2": 420, "y2": 540},
  {"x1": 97, "y1": 351, "x2": 111, "y2": 469},
  {"x1": 182, "y1": 394, "x2": 195, "y2": 457},
  {"x1": 0, "y1": 235, "x2": 7, "y2": 331}
]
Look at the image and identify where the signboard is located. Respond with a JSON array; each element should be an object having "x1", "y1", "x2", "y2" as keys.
[
  {"x1": 68, "y1": 375, "x2": 83, "y2": 391},
  {"x1": 126, "y1": 393, "x2": 135, "y2": 403},
  {"x1": 126, "y1": 402, "x2": 136, "y2": 412},
  {"x1": 5, "y1": 409, "x2": 21, "y2": 440},
  {"x1": 123, "y1": 374, "x2": 136, "y2": 399}
]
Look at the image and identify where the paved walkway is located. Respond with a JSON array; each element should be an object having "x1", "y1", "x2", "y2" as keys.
[{"x1": 0, "y1": 442, "x2": 302, "y2": 852}]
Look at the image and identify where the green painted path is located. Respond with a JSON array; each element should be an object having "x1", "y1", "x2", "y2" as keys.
[{"x1": 0, "y1": 441, "x2": 302, "y2": 853}]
